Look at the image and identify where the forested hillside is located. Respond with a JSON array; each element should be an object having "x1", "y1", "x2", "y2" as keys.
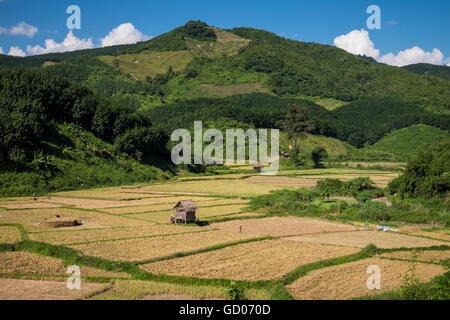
[
  {"x1": 0, "y1": 68, "x2": 171, "y2": 195},
  {"x1": 0, "y1": 21, "x2": 449, "y2": 195},
  {"x1": 402, "y1": 63, "x2": 450, "y2": 81}
]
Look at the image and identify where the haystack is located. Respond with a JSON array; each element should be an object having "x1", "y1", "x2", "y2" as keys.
[{"x1": 41, "y1": 218, "x2": 82, "y2": 228}]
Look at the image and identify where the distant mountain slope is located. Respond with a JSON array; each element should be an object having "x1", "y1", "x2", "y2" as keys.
[
  {"x1": 369, "y1": 124, "x2": 450, "y2": 160},
  {"x1": 402, "y1": 63, "x2": 450, "y2": 81},
  {"x1": 0, "y1": 21, "x2": 449, "y2": 114}
]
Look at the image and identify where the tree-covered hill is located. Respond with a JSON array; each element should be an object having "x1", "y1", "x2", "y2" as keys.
[
  {"x1": 1, "y1": 21, "x2": 449, "y2": 114},
  {"x1": 368, "y1": 124, "x2": 450, "y2": 160},
  {"x1": 149, "y1": 93, "x2": 449, "y2": 148},
  {"x1": 0, "y1": 21, "x2": 449, "y2": 196},
  {"x1": 402, "y1": 63, "x2": 450, "y2": 81},
  {"x1": 0, "y1": 68, "x2": 171, "y2": 196}
]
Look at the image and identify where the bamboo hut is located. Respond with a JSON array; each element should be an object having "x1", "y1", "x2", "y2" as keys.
[{"x1": 172, "y1": 200, "x2": 197, "y2": 224}]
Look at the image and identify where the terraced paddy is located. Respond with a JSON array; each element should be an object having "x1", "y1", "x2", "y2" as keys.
[{"x1": 1, "y1": 167, "x2": 447, "y2": 300}]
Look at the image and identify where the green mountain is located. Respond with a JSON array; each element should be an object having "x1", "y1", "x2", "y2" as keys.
[
  {"x1": 369, "y1": 124, "x2": 450, "y2": 160},
  {"x1": 0, "y1": 21, "x2": 449, "y2": 195},
  {"x1": 402, "y1": 63, "x2": 450, "y2": 81},
  {"x1": 1, "y1": 21, "x2": 449, "y2": 113}
]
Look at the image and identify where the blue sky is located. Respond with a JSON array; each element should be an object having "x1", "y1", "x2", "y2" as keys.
[{"x1": 0, "y1": 0, "x2": 449, "y2": 65}]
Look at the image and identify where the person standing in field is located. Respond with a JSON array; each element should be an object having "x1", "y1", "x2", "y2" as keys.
[
  {"x1": 239, "y1": 224, "x2": 242, "y2": 233},
  {"x1": 33, "y1": 192, "x2": 37, "y2": 201}
]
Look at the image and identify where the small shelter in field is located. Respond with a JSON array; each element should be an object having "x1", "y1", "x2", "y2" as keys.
[
  {"x1": 172, "y1": 200, "x2": 197, "y2": 224},
  {"x1": 252, "y1": 163, "x2": 264, "y2": 173}
]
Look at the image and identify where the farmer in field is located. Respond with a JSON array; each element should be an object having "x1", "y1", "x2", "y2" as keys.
[
  {"x1": 239, "y1": 224, "x2": 242, "y2": 233},
  {"x1": 33, "y1": 192, "x2": 37, "y2": 201}
]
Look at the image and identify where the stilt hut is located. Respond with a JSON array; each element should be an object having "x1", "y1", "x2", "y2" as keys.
[
  {"x1": 252, "y1": 163, "x2": 264, "y2": 173},
  {"x1": 172, "y1": 200, "x2": 197, "y2": 224}
]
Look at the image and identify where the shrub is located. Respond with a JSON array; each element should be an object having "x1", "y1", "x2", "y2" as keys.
[
  {"x1": 356, "y1": 190, "x2": 372, "y2": 203},
  {"x1": 358, "y1": 201, "x2": 390, "y2": 222},
  {"x1": 223, "y1": 281, "x2": 247, "y2": 300},
  {"x1": 316, "y1": 178, "x2": 344, "y2": 196},
  {"x1": 388, "y1": 142, "x2": 450, "y2": 199},
  {"x1": 298, "y1": 188, "x2": 314, "y2": 202}
]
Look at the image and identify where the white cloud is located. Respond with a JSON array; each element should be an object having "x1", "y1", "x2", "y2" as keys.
[
  {"x1": 100, "y1": 23, "x2": 151, "y2": 47},
  {"x1": 26, "y1": 30, "x2": 94, "y2": 55},
  {"x1": 0, "y1": 21, "x2": 38, "y2": 38},
  {"x1": 334, "y1": 29, "x2": 379, "y2": 59},
  {"x1": 0, "y1": 46, "x2": 3, "y2": 54},
  {"x1": 379, "y1": 47, "x2": 444, "y2": 67},
  {"x1": 445, "y1": 57, "x2": 450, "y2": 67},
  {"x1": 8, "y1": 46, "x2": 26, "y2": 57},
  {"x1": 334, "y1": 29, "x2": 445, "y2": 67}
]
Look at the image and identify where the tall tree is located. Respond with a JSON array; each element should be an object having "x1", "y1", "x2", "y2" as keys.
[{"x1": 283, "y1": 104, "x2": 314, "y2": 154}]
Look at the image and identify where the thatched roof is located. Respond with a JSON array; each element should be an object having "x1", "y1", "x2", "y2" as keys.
[{"x1": 173, "y1": 200, "x2": 197, "y2": 211}]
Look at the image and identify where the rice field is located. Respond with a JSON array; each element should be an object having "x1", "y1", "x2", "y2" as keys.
[
  {"x1": 286, "y1": 257, "x2": 446, "y2": 300},
  {"x1": 0, "y1": 278, "x2": 106, "y2": 300},
  {"x1": 0, "y1": 208, "x2": 146, "y2": 231},
  {"x1": 213, "y1": 216, "x2": 357, "y2": 237},
  {"x1": 288, "y1": 230, "x2": 448, "y2": 249},
  {"x1": 2, "y1": 166, "x2": 444, "y2": 300},
  {"x1": 122, "y1": 204, "x2": 248, "y2": 223},
  {"x1": 0, "y1": 226, "x2": 21, "y2": 243},
  {"x1": 0, "y1": 251, "x2": 130, "y2": 278},
  {"x1": 137, "y1": 180, "x2": 282, "y2": 197},
  {"x1": 29, "y1": 224, "x2": 205, "y2": 245},
  {"x1": 141, "y1": 239, "x2": 360, "y2": 281},
  {"x1": 89, "y1": 280, "x2": 228, "y2": 300},
  {"x1": 0, "y1": 202, "x2": 63, "y2": 209},
  {"x1": 381, "y1": 250, "x2": 450, "y2": 264},
  {"x1": 103, "y1": 198, "x2": 247, "y2": 215},
  {"x1": 71, "y1": 230, "x2": 259, "y2": 262}
]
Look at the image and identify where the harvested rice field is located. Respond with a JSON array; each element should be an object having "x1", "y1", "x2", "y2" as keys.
[
  {"x1": 141, "y1": 240, "x2": 360, "y2": 281},
  {"x1": 288, "y1": 230, "x2": 448, "y2": 249},
  {"x1": 245, "y1": 176, "x2": 317, "y2": 188},
  {"x1": 1, "y1": 164, "x2": 444, "y2": 301},
  {"x1": 103, "y1": 198, "x2": 247, "y2": 215},
  {"x1": 213, "y1": 216, "x2": 357, "y2": 237},
  {"x1": 123, "y1": 204, "x2": 249, "y2": 223},
  {"x1": 29, "y1": 224, "x2": 204, "y2": 245},
  {"x1": 0, "y1": 202, "x2": 63, "y2": 209},
  {"x1": 286, "y1": 257, "x2": 446, "y2": 300},
  {"x1": 0, "y1": 251, "x2": 130, "y2": 278},
  {"x1": 400, "y1": 229, "x2": 450, "y2": 242},
  {"x1": 89, "y1": 280, "x2": 228, "y2": 300},
  {"x1": 71, "y1": 230, "x2": 258, "y2": 262},
  {"x1": 0, "y1": 208, "x2": 146, "y2": 231},
  {"x1": 137, "y1": 180, "x2": 282, "y2": 196},
  {"x1": 380, "y1": 250, "x2": 450, "y2": 264},
  {"x1": 39, "y1": 196, "x2": 216, "y2": 210},
  {"x1": 0, "y1": 278, "x2": 105, "y2": 300},
  {"x1": 0, "y1": 226, "x2": 21, "y2": 243}
]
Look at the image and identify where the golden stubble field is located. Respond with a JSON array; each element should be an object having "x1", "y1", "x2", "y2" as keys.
[
  {"x1": 1, "y1": 167, "x2": 447, "y2": 300},
  {"x1": 286, "y1": 257, "x2": 446, "y2": 300},
  {"x1": 141, "y1": 239, "x2": 360, "y2": 281},
  {"x1": 287, "y1": 230, "x2": 448, "y2": 249},
  {"x1": 0, "y1": 251, "x2": 130, "y2": 278},
  {"x1": 0, "y1": 278, "x2": 106, "y2": 300},
  {"x1": 71, "y1": 230, "x2": 259, "y2": 262},
  {"x1": 213, "y1": 216, "x2": 357, "y2": 237},
  {"x1": 0, "y1": 226, "x2": 21, "y2": 243},
  {"x1": 29, "y1": 224, "x2": 205, "y2": 245},
  {"x1": 381, "y1": 250, "x2": 450, "y2": 264}
]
